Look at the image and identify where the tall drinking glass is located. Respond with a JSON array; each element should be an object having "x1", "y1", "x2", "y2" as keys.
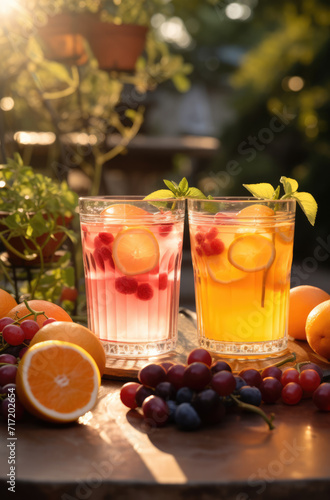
[
  {"x1": 79, "y1": 197, "x2": 185, "y2": 357},
  {"x1": 188, "y1": 198, "x2": 296, "y2": 357}
]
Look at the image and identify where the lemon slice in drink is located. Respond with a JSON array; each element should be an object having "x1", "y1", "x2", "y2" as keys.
[
  {"x1": 207, "y1": 251, "x2": 247, "y2": 284},
  {"x1": 275, "y1": 224, "x2": 294, "y2": 244},
  {"x1": 112, "y1": 227, "x2": 159, "y2": 275},
  {"x1": 228, "y1": 234, "x2": 275, "y2": 272}
]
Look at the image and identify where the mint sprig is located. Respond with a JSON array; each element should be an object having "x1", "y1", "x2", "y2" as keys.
[
  {"x1": 144, "y1": 178, "x2": 210, "y2": 201},
  {"x1": 243, "y1": 176, "x2": 318, "y2": 226}
]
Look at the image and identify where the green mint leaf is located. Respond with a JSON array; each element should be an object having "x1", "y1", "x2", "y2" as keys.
[
  {"x1": 186, "y1": 187, "x2": 207, "y2": 199},
  {"x1": 178, "y1": 177, "x2": 189, "y2": 195},
  {"x1": 292, "y1": 192, "x2": 318, "y2": 226},
  {"x1": 273, "y1": 185, "x2": 281, "y2": 199},
  {"x1": 144, "y1": 189, "x2": 175, "y2": 200},
  {"x1": 163, "y1": 180, "x2": 178, "y2": 194},
  {"x1": 243, "y1": 183, "x2": 275, "y2": 199},
  {"x1": 280, "y1": 176, "x2": 299, "y2": 195}
]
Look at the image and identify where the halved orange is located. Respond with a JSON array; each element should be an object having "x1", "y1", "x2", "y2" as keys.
[
  {"x1": 207, "y1": 251, "x2": 247, "y2": 284},
  {"x1": 228, "y1": 234, "x2": 275, "y2": 272},
  {"x1": 101, "y1": 204, "x2": 149, "y2": 218},
  {"x1": 112, "y1": 227, "x2": 159, "y2": 275},
  {"x1": 16, "y1": 340, "x2": 100, "y2": 423},
  {"x1": 29, "y1": 322, "x2": 106, "y2": 377}
]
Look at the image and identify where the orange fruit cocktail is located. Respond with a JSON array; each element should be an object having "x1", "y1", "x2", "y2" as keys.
[
  {"x1": 79, "y1": 197, "x2": 185, "y2": 358},
  {"x1": 188, "y1": 198, "x2": 296, "y2": 357}
]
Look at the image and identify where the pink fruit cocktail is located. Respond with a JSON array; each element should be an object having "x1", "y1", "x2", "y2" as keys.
[{"x1": 79, "y1": 197, "x2": 185, "y2": 357}]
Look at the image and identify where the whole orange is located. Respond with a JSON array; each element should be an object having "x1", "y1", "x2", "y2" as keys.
[
  {"x1": 306, "y1": 300, "x2": 330, "y2": 360},
  {"x1": 7, "y1": 300, "x2": 72, "y2": 327},
  {"x1": 0, "y1": 289, "x2": 17, "y2": 318},
  {"x1": 29, "y1": 321, "x2": 106, "y2": 376},
  {"x1": 288, "y1": 285, "x2": 330, "y2": 340}
]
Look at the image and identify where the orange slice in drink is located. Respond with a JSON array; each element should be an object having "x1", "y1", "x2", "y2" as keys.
[
  {"x1": 207, "y1": 251, "x2": 247, "y2": 284},
  {"x1": 237, "y1": 204, "x2": 275, "y2": 218},
  {"x1": 276, "y1": 224, "x2": 294, "y2": 244},
  {"x1": 112, "y1": 227, "x2": 159, "y2": 275},
  {"x1": 101, "y1": 204, "x2": 149, "y2": 218},
  {"x1": 16, "y1": 340, "x2": 100, "y2": 423},
  {"x1": 228, "y1": 234, "x2": 275, "y2": 272}
]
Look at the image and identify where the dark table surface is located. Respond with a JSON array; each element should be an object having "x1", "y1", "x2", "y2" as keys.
[{"x1": 1, "y1": 311, "x2": 330, "y2": 500}]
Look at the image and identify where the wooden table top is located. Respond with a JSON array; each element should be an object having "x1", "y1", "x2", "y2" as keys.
[{"x1": 1, "y1": 311, "x2": 330, "y2": 500}]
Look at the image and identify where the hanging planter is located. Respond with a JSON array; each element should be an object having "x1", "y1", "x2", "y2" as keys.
[
  {"x1": 79, "y1": 14, "x2": 148, "y2": 72},
  {"x1": 0, "y1": 213, "x2": 73, "y2": 267},
  {"x1": 38, "y1": 13, "x2": 88, "y2": 66}
]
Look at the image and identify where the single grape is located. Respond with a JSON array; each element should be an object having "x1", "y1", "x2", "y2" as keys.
[
  {"x1": 239, "y1": 386, "x2": 262, "y2": 407},
  {"x1": 0, "y1": 365, "x2": 17, "y2": 386},
  {"x1": 193, "y1": 388, "x2": 219, "y2": 418},
  {"x1": 300, "y1": 363, "x2": 323, "y2": 381},
  {"x1": 155, "y1": 381, "x2": 176, "y2": 401},
  {"x1": 166, "y1": 400, "x2": 178, "y2": 422},
  {"x1": 2, "y1": 325, "x2": 25, "y2": 346},
  {"x1": 187, "y1": 348, "x2": 212, "y2": 367},
  {"x1": 1, "y1": 383, "x2": 16, "y2": 398},
  {"x1": 142, "y1": 396, "x2": 169, "y2": 427},
  {"x1": 1, "y1": 397, "x2": 25, "y2": 421},
  {"x1": 211, "y1": 370, "x2": 236, "y2": 396},
  {"x1": 183, "y1": 362, "x2": 212, "y2": 391},
  {"x1": 261, "y1": 366, "x2": 282, "y2": 381},
  {"x1": 18, "y1": 347, "x2": 29, "y2": 359},
  {"x1": 259, "y1": 377, "x2": 283, "y2": 404},
  {"x1": 159, "y1": 361, "x2": 174, "y2": 373},
  {"x1": 0, "y1": 354, "x2": 17, "y2": 365},
  {"x1": 281, "y1": 382, "x2": 303, "y2": 405},
  {"x1": 138, "y1": 363, "x2": 166, "y2": 388},
  {"x1": 135, "y1": 385, "x2": 154, "y2": 407},
  {"x1": 167, "y1": 364, "x2": 186, "y2": 390},
  {"x1": 233, "y1": 375, "x2": 246, "y2": 393},
  {"x1": 0, "y1": 317, "x2": 14, "y2": 332},
  {"x1": 20, "y1": 320, "x2": 40, "y2": 340},
  {"x1": 313, "y1": 383, "x2": 330, "y2": 411},
  {"x1": 281, "y1": 368, "x2": 299, "y2": 386},
  {"x1": 299, "y1": 369, "x2": 321, "y2": 393},
  {"x1": 176, "y1": 387, "x2": 195, "y2": 405},
  {"x1": 239, "y1": 368, "x2": 262, "y2": 388},
  {"x1": 175, "y1": 403, "x2": 201, "y2": 431},
  {"x1": 42, "y1": 318, "x2": 57, "y2": 326},
  {"x1": 120, "y1": 382, "x2": 141, "y2": 409},
  {"x1": 211, "y1": 360, "x2": 232, "y2": 374}
]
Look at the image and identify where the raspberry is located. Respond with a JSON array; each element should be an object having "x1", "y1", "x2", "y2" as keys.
[
  {"x1": 195, "y1": 232, "x2": 205, "y2": 245},
  {"x1": 196, "y1": 246, "x2": 203, "y2": 257},
  {"x1": 137, "y1": 283, "x2": 154, "y2": 301},
  {"x1": 201, "y1": 241, "x2": 213, "y2": 256},
  {"x1": 210, "y1": 238, "x2": 225, "y2": 255},
  {"x1": 100, "y1": 247, "x2": 115, "y2": 268},
  {"x1": 159, "y1": 273, "x2": 168, "y2": 290},
  {"x1": 115, "y1": 277, "x2": 138, "y2": 295},
  {"x1": 98, "y1": 232, "x2": 114, "y2": 244},
  {"x1": 159, "y1": 224, "x2": 173, "y2": 237},
  {"x1": 206, "y1": 227, "x2": 218, "y2": 240},
  {"x1": 81, "y1": 225, "x2": 87, "y2": 232},
  {"x1": 93, "y1": 249, "x2": 105, "y2": 271},
  {"x1": 94, "y1": 236, "x2": 103, "y2": 249}
]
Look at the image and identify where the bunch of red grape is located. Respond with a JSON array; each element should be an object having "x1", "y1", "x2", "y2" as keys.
[{"x1": 120, "y1": 348, "x2": 330, "y2": 431}]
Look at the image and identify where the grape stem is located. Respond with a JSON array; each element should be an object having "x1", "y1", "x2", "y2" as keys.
[
  {"x1": 269, "y1": 352, "x2": 296, "y2": 369},
  {"x1": 230, "y1": 394, "x2": 275, "y2": 430}
]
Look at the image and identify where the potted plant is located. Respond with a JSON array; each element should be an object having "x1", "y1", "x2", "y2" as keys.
[
  {"x1": 37, "y1": 13, "x2": 88, "y2": 66},
  {"x1": 0, "y1": 153, "x2": 78, "y2": 265}
]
